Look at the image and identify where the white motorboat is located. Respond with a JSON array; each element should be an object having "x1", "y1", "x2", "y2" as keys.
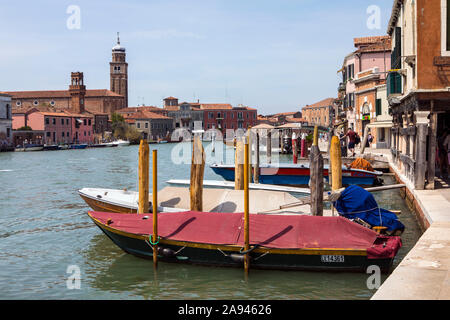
[{"x1": 114, "y1": 139, "x2": 130, "y2": 146}]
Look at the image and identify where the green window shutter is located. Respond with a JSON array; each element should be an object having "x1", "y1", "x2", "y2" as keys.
[{"x1": 376, "y1": 99, "x2": 382, "y2": 116}]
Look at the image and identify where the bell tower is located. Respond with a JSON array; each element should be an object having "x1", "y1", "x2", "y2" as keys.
[
  {"x1": 69, "y1": 72, "x2": 86, "y2": 114},
  {"x1": 110, "y1": 32, "x2": 128, "y2": 108}
]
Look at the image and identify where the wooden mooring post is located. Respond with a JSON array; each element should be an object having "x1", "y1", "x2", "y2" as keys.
[
  {"x1": 254, "y1": 131, "x2": 260, "y2": 183},
  {"x1": 309, "y1": 126, "x2": 323, "y2": 216},
  {"x1": 190, "y1": 134, "x2": 205, "y2": 211},
  {"x1": 330, "y1": 135, "x2": 342, "y2": 191},
  {"x1": 152, "y1": 149, "x2": 158, "y2": 268},
  {"x1": 243, "y1": 139, "x2": 250, "y2": 277},
  {"x1": 235, "y1": 137, "x2": 245, "y2": 190},
  {"x1": 138, "y1": 139, "x2": 149, "y2": 214}
]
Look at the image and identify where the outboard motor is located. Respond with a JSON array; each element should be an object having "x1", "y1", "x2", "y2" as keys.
[{"x1": 282, "y1": 137, "x2": 292, "y2": 154}]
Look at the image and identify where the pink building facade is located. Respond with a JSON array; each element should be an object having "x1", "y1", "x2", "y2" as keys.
[
  {"x1": 14, "y1": 111, "x2": 93, "y2": 145},
  {"x1": 340, "y1": 36, "x2": 391, "y2": 132}
]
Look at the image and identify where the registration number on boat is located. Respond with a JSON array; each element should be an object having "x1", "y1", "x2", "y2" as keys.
[{"x1": 321, "y1": 255, "x2": 345, "y2": 263}]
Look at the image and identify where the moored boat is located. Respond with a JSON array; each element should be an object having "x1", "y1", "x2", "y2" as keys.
[
  {"x1": 78, "y1": 187, "x2": 189, "y2": 213},
  {"x1": 43, "y1": 144, "x2": 61, "y2": 151},
  {"x1": 15, "y1": 144, "x2": 44, "y2": 152},
  {"x1": 210, "y1": 163, "x2": 383, "y2": 186},
  {"x1": 87, "y1": 210, "x2": 402, "y2": 273},
  {"x1": 113, "y1": 139, "x2": 130, "y2": 146},
  {"x1": 69, "y1": 144, "x2": 88, "y2": 149}
]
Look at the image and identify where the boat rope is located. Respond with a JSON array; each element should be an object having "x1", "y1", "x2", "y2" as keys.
[
  {"x1": 174, "y1": 246, "x2": 186, "y2": 255},
  {"x1": 336, "y1": 206, "x2": 384, "y2": 228},
  {"x1": 239, "y1": 244, "x2": 260, "y2": 255},
  {"x1": 254, "y1": 251, "x2": 270, "y2": 261},
  {"x1": 217, "y1": 248, "x2": 229, "y2": 257},
  {"x1": 148, "y1": 234, "x2": 160, "y2": 245}
]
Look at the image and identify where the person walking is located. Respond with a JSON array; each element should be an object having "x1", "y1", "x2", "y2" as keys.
[
  {"x1": 345, "y1": 128, "x2": 357, "y2": 157},
  {"x1": 443, "y1": 129, "x2": 450, "y2": 179},
  {"x1": 366, "y1": 131, "x2": 373, "y2": 148},
  {"x1": 438, "y1": 129, "x2": 449, "y2": 179}
]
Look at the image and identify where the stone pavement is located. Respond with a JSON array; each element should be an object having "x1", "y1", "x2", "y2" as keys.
[{"x1": 359, "y1": 148, "x2": 450, "y2": 300}]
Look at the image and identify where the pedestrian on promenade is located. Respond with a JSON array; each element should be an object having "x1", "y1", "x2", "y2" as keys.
[
  {"x1": 443, "y1": 129, "x2": 450, "y2": 179},
  {"x1": 366, "y1": 131, "x2": 373, "y2": 148},
  {"x1": 345, "y1": 128, "x2": 356, "y2": 157},
  {"x1": 438, "y1": 129, "x2": 449, "y2": 179}
]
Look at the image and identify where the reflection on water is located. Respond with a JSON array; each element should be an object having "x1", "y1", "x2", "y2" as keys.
[{"x1": 0, "y1": 142, "x2": 422, "y2": 299}]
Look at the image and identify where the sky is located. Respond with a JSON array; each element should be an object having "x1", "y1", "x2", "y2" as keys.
[{"x1": 0, "y1": 0, "x2": 394, "y2": 115}]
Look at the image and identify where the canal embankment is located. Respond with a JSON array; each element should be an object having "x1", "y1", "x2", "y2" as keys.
[{"x1": 366, "y1": 149, "x2": 450, "y2": 300}]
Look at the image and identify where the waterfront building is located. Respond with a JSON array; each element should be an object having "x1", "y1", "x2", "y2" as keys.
[
  {"x1": 354, "y1": 67, "x2": 393, "y2": 148},
  {"x1": 387, "y1": 0, "x2": 450, "y2": 190},
  {"x1": 124, "y1": 110, "x2": 174, "y2": 141},
  {"x1": 202, "y1": 104, "x2": 257, "y2": 131},
  {"x1": 301, "y1": 98, "x2": 335, "y2": 127},
  {"x1": 6, "y1": 35, "x2": 127, "y2": 115},
  {"x1": 337, "y1": 36, "x2": 392, "y2": 137},
  {"x1": 13, "y1": 110, "x2": 94, "y2": 145},
  {"x1": 162, "y1": 97, "x2": 257, "y2": 133},
  {"x1": 262, "y1": 111, "x2": 303, "y2": 127},
  {"x1": 115, "y1": 106, "x2": 168, "y2": 118},
  {"x1": 0, "y1": 93, "x2": 13, "y2": 149}
]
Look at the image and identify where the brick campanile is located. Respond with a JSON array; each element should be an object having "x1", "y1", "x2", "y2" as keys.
[
  {"x1": 110, "y1": 32, "x2": 128, "y2": 108},
  {"x1": 69, "y1": 72, "x2": 86, "y2": 114}
]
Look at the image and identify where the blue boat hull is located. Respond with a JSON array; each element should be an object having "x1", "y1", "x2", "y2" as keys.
[{"x1": 211, "y1": 166, "x2": 378, "y2": 186}]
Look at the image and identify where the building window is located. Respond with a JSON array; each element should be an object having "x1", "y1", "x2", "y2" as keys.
[
  {"x1": 6, "y1": 127, "x2": 10, "y2": 138},
  {"x1": 67, "y1": 132, "x2": 69, "y2": 137},
  {"x1": 50, "y1": 101, "x2": 55, "y2": 106},
  {"x1": 209, "y1": 112, "x2": 214, "y2": 119},
  {"x1": 52, "y1": 118, "x2": 56, "y2": 125},
  {"x1": 16, "y1": 101, "x2": 21, "y2": 107},
  {"x1": 375, "y1": 99, "x2": 382, "y2": 116},
  {"x1": 88, "y1": 119, "x2": 91, "y2": 126},
  {"x1": 145, "y1": 122, "x2": 148, "y2": 129},
  {"x1": 46, "y1": 132, "x2": 50, "y2": 137},
  {"x1": 84, "y1": 131, "x2": 86, "y2": 136},
  {"x1": 61, "y1": 118, "x2": 64, "y2": 125},
  {"x1": 137, "y1": 123, "x2": 140, "y2": 129},
  {"x1": 62, "y1": 132, "x2": 65, "y2": 137},
  {"x1": 33, "y1": 100, "x2": 38, "y2": 106},
  {"x1": 66, "y1": 119, "x2": 69, "y2": 125},
  {"x1": 347, "y1": 64, "x2": 354, "y2": 80},
  {"x1": 83, "y1": 119, "x2": 86, "y2": 125}
]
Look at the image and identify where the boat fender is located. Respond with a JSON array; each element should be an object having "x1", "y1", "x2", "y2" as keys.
[
  {"x1": 96, "y1": 195, "x2": 102, "y2": 199},
  {"x1": 158, "y1": 247, "x2": 176, "y2": 258},
  {"x1": 229, "y1": 254, "x2": 246, "y2": 264}
]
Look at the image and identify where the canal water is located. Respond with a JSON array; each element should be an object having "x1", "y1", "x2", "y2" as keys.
[{"x1": 0, "y1": 142, "x2": 422, "y2": 299}]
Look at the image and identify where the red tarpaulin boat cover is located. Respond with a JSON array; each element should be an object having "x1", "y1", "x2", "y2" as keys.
[{"x1": 89, "y1": 211, "x2": 402, "y2": 259}]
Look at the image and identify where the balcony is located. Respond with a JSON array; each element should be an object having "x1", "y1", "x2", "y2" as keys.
[{"x1": 387, "y1": 71, "x2": 402, "y2": 97}]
